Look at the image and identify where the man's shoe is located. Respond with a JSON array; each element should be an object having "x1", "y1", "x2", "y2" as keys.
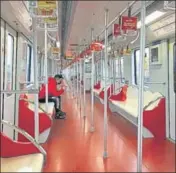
[
  {"x1": 55, "y1": 111, "x2": 66, "y2": 119},
  {"x1": 58, "y1": 110, "x2": 66, "y2": 116},
  {"x1": 55, "y1": 114, "x2": 66, "y2": 119}
]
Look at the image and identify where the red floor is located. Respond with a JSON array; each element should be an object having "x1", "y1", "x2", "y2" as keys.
[{"x1": 43, "y1": 92, "x2": 175, "y2": 172}]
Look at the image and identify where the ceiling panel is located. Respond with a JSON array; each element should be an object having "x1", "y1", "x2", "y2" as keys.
[{"x1": 67, "y1": 1, "x2": 132, "y2": 52}]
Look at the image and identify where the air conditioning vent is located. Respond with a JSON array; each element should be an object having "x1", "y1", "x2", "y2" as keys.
[
  {"x1": 149, "y1": 13, "x2": 175, "y2": 38},
  {"x1": 9, "y1": 1, "x2": 32, "y2": 33}
]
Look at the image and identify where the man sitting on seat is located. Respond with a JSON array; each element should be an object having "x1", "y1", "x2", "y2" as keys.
[
  {"x1": 39, "y1": 77, "x2": 66, "y2": 119},
  {"x1": 54, "y1": 74, "x2": 64, "y2": 110}
]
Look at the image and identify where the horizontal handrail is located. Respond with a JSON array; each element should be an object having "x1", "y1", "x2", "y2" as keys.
[
  {"x1": 144, "y1": 82, "x2": 166, "y2": 85},
  {"x1": 100, "y1": 77, "x2": 125, "y2": 80},
  {"x1": 96, "y1": 1, "x2": 136, "y2": 38},
  {"x1": 36, "y1": 27, "x2": 58, "y2": 32},
  {"x1": 19, "y1": 81, "x2": 44, "y2": 84},
  {"x1": 1, "y1": 120, "x2": 47, "y2": 161},
  {"x1": 0, "y1": 89, "x2": 39, "y2": 94}
]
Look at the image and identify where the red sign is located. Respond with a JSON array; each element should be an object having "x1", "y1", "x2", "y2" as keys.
[
  {"x1": 90, "y1": 41, "x2": 103, "y2": 51},
  {"x1": 113, "y1": 24, "x2": 121, "y2": 37},
  {"x1": 85, "y1": 48, "x2": 92, "y2": 56},
  {"x1": 80, "y1": 52, "x2": 84, "y2": 58},
  {"x1": 121, "y1": 16, "x2": 137, "y2": 31}
]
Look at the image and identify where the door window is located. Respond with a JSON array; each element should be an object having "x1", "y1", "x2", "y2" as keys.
[{"x1": 6, "y1": 34, "x2": 14, "y2": 93}]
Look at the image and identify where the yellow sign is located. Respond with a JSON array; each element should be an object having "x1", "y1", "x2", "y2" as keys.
[
  {"x1": 66, "y1": 56, "x2": 74, "y2": 59},
  {"x1": 44, "y1": 17, "x2": 57, "y2": 24},
  {"x1": 51, "y1": 47, "x2": 60, "y2": 54},
  {"x1": 38, "y1": 1, "x2": 57, "y2": 9},
  {"x1": 36, "y1": 8, "x2": 54, "y2": 16},
  {"x1": 123, "y1": 48, "x2": 132, "y2": 56}
]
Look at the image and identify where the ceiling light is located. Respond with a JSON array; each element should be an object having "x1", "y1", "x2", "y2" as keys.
[
  {"x1": 137, "y1": 10, "x2": 165, "y2": 29},
  {"x1": 56, "y1": 41, "x2": 60, "y2": 48}
]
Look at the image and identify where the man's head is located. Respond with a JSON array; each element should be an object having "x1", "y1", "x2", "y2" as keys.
[{"x1": 54, "y1": 74, "x2": 63, "y2": 84}]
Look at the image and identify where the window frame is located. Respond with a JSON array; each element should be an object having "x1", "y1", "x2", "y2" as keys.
[
  {"x1": 115, "y1": 57, "x2": 124, "y2": 83},
  {"x1": 26, "y1": 44, "x2": 32, "y2": 82},
  {"x1": 133, "y1": 47, "x2": 150, "y2": 85}
]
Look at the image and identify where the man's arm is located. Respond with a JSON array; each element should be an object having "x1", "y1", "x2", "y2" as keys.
[{"x1": 51, "y1": 87, "x2": 64, "y2": 96}]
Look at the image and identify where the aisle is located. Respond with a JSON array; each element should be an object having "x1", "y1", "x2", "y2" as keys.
[{"x1": 43, "y1": 93, "x2": 175, "y2": 172}]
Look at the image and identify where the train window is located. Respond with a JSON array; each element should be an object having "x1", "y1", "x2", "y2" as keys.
[
  {"x1": 134, "y1": 48, "x2": 150, "y2": 85},
  {"x1": 115, "y1": 57, "x2": 124, "y2": 82},
  {"x1": 6, "y1": 34, "x2": 14, "y2": 91},
  {"x1": 26, "y1": 45, "x2": 32, "y2": 82}
]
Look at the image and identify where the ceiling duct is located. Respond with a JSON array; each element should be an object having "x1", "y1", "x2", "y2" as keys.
[{"x1": 59, "y1": 1, "x2": 76, "y2": 58}]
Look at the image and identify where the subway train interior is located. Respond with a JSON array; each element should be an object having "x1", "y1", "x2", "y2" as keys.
[{"x1": 0, "y1": 1, "x2": 176, "y2": 172}]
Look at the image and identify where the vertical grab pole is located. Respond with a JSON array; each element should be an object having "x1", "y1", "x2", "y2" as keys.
[
  {"x1": 72, "y1": 64, "x2": 75, "y2": 97},
  {"x1": 79, "y1": 59, "x2": 82, "y2": 112},
  {"x1": 95, "y1": 62, "x2": 97, "y2": 84},
  {"x1": 51, "y1": 59, "x2": 53, "y2": 76},
  {"x1": 44, "y1": 23, "x2": 48, "y2": 113},
  {"x1": 83, "y1": 58, "x2": 86, "y2": 117},
  {"x1": 90, "y1": 28, "x2": 95, "y2": 132},
  {"x1": 119, "y1": 57, "x2": 122, "y2": 86},
  {"x1": 77, "y1": 59, "x2": 80, "y2": 105},
  {"x1": 32, "y1": 18, "x2": 39, "y2": 143},
  {"x1": 72, "y1": 64, "x2": 74, "y2": 97},
  {"x1": 103, "y1": 8, "x2": 109, "y2": 158},
  {"x1": 101, "y1": 50, "x2": 103, "y2": 82},
  {"x1": 113, "y1": 58, "x2": 116, "y2": 94},
  {"x1": 76, "y1": 61, "x2": 79, "y2": 105},
  {"x1": 111, "y1": 58, "x2": 113, "y2": 94},
  {"x1": 74, "y1": 63, "x2": 76, "y2": 98},
  {"x1": 137, "y1": 1, "x2": 146, "y2": 172}
]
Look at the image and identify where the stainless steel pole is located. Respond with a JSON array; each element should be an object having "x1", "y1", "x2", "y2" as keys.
[
  {"x1": 76, "y1": 61, "x2": 79, "y2": 105},
  {"x1": 44, "y1": 23, "x2": 48, "y2": 113},
  {"x1": 79, "y1": 59, "x2": 82, "y2": 112},
  {"x1": 73, "y1": 63, "x2": 76, "y2": 98},
  {"x1": 83, "y1": 58, "x2": 86, "y2": 117},
  {"x1": 32, "y1": 18, "x2": 39, "y2": 143},
  {"x1": 137, "y1": 1, "x2": 146, "y2": 172},
  {"x1": 52, "y1": 58, "x2": 54, "y2": 76},
  {"x1": 113, "y1": 58, "x2": 116, "y2": 94},
  {"x1": 90, "y1": 28, "x2": 95, "y2": 132},
  {"x1": 95, "y1": 62, "x2": 97, "y2": 84},
  {"x1": 103, "y1": 8, "x2": 109, "y2": 158},
  {"x1": 119, "y1": 57, "x2": 122, "y2": 86},
  {"x1": 101, "y1": 50, "x2": 103, "y2": 81}
]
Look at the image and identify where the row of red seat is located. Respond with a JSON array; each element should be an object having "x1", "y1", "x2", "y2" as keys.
[
  {"x1": 1, "y1": 77, "x2": 66, "y2": 159},
  {"x1": 94, "y1": 81, "x2": 166, "y2": 139}
]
